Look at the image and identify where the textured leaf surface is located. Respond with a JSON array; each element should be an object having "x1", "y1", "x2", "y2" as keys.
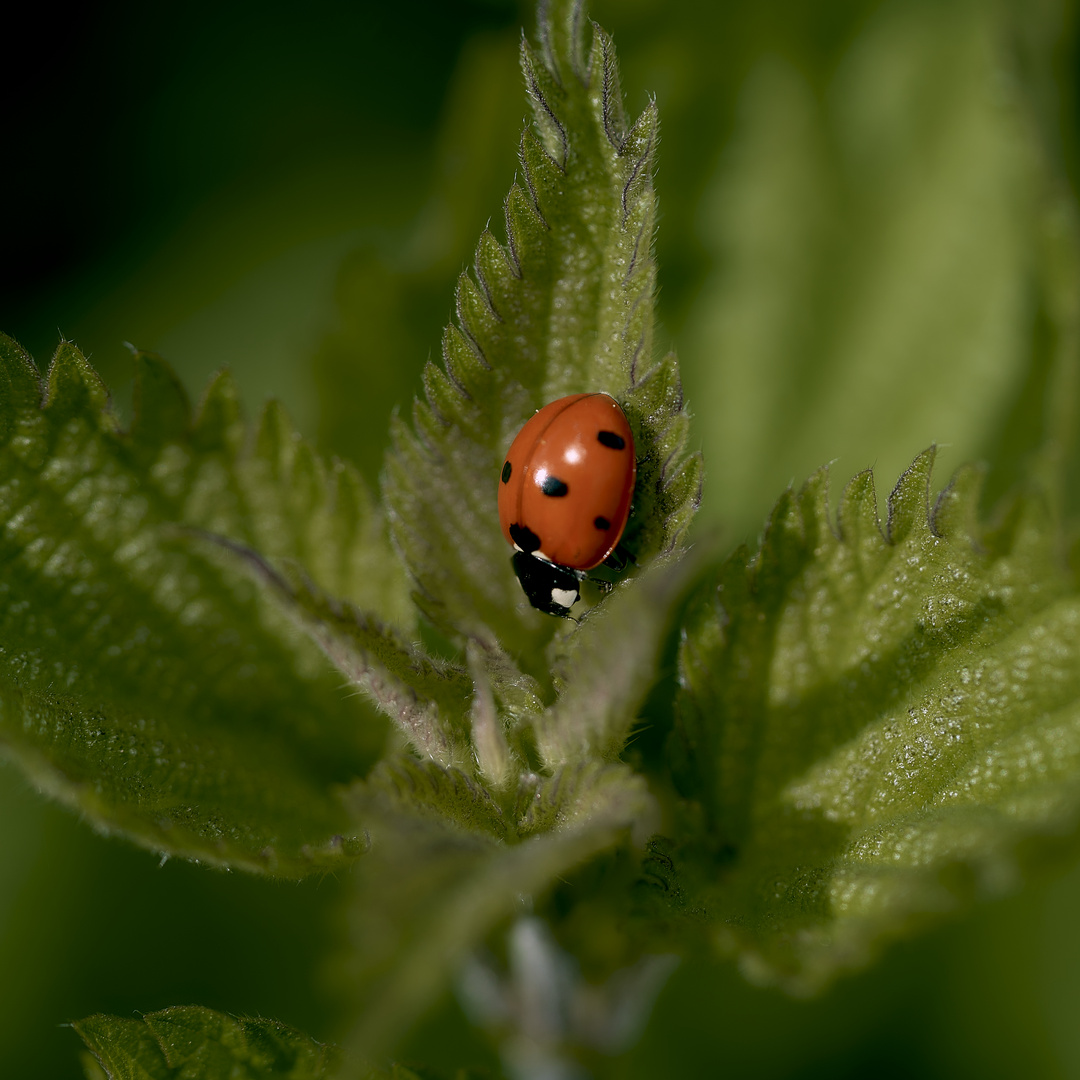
[
  {"x1": 384, "y1": 0, "x2": 701, "y2": 656},
  {"x1": 197, "y1": 542, "x2": 476, "y2": 769},
  {"x1": 669, "y1": 451, "x2": 1080, "y2": 991},
  {"x1": 0, "y1": 334, "x2": 407, "y2": 873},
  {"x1": 262, "y1": 0, "x2": 705, "y2": 779},
  {"x1": 536, "y1": 548, "x2": 708, "y2": 767},
  {"x1": 74, "y1": 1006, "x2": 338, "y2": 1079}
]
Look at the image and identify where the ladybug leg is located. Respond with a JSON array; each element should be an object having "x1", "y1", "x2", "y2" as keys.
[{"x1": 602, "y1": 542, "x2": 635, "y2": 572}]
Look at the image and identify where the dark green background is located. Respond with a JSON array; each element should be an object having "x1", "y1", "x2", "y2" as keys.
[{"x1": 4, "y1": 0, "x2": 1080, "y2": 1075}]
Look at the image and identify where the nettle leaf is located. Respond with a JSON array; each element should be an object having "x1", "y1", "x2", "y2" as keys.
[
  {"x1": 255, "y1": 0, "x2": 702, "y2": 781},
  {"x1": 73, "y1": 1006, "x2": 338, "y2": 1079},
  {"x1": 536, "y1": 549, "x2": 707, "y2": 767},
  {"x1": 0, "y1": 333, "x2": 408, "y2": 874},
  {"x1": 201, "y1": 544, "x2": 476, "y2": 770},
  {"x1": 342, "y1": 757, "x2": 651, "y2": 1063},
  {"x1": 240, "y1": 397, "x2": 413, "y2": 628},
  {"x1": 668, "y1": 449, "x2": 1080, "y2": 991},
  {"x1": 322, "y1": 554, "x2": 695, "y2": 1056},
  {"x1": 384, "y1": 0, "x2": 701, "y2": 657},
  {"x1": 241, "y1": 11, "x2": 708, "y2": 1047}
]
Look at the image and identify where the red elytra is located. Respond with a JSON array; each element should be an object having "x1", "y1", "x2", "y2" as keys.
[{"x1": 498, "y1": 393, "x2": 636, "y2": 570}]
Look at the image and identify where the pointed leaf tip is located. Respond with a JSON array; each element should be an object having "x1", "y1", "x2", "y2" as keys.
[
  {"x1": 0, "y1": 332, "x2": 42, "y2": 413},
  {"x1": 521, "y1": 37, "x2": 569, "y2": 167},
  {"x1": 131, "y1": 349, "x2": 191, "y2": 446},
  {"x1": 44, "y1": 341, "x2": 112, "y2": 424},
  {"x1": 591, "y1": 21, "x2": 628, "y2": 151},
  {"x1": 192, "y1": 367, "x2": 244, "y2": 452},
  {"x1": 838, "y1": 469, "x2": 881, "y2": 542},
  {"x1": 793, "y1": 465, "x2": 834, "y2": 549},
  {"x1": 886, "y1": 446, "x2": 936, "y2": 543},
  {"x1": 931, "y1": 463, "x2": 985, "y2": 540}
]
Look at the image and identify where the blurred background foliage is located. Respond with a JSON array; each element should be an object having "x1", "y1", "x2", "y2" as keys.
[{"x1": 5, "y1": 0, "x2": 1080, "y2": 1075}]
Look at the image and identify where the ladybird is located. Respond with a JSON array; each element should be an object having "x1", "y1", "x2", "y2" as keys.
[{"x1": 498, "y1": 393, "x2": 635, "y2": 616}]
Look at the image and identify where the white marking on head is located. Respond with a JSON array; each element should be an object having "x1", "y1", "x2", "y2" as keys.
[
  {"x1": 551, "y1": 587, "x2": 578, "y2": 609},
  {"x1": 534, "y1": 550, "x2": 553, "y2": 563}
]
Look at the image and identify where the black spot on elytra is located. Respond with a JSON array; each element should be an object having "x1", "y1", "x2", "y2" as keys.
[
  {"x1": 509, "y1": 522, "x2": 542, "y2": 553},
  {"x1": 540, "y1": 476, "x2": 569, "y2": 497},
  {"x1": 501, "y1": 461, "x2": 512, "y2": 483},
  {"x1": 597, "y1": 430, "x2": 625, "y2": 450},
  {"x1": 594, "y1": 516, "x2": 611, "y2": 530}
]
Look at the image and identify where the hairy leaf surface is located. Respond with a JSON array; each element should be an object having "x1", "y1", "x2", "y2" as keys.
[
  {"x1": 0, "y1": 335, "x2": 407, "y2": 873},
  {"x1": 384, "y1": 0, "x2": 701, "y2": 657},
  {"x1": 669, "y1": 451, "x2": 1080, "y2": 991},
  {"x1": 263, "y1": 0, "x2": 704, "y2": 780},
  {"x1": 197, "y1": 542, "x2": 476, "y2": 769},
  {"x1": 536, "y1": 548, "x2": 708, "y2": 768}
]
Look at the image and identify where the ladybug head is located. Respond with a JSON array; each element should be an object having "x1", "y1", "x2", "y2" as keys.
[{"x1": 511, "y1": 551, "x2": 581, "y2": 617}]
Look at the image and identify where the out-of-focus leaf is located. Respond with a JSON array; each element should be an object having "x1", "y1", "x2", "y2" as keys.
[
  {"x1": 977, "y1": 191, "x2": 1080, "y2": 519},
  {"x1": 682, "y1": 0, "x2": 1044, "y2": 538},
  {"x1": 343, "y1": 757, "x2": 652, "y2": 1063},
  {"x1": 667, "y1": 450, "x2": 1080, "y2": 991},
  {"x1": 0, "y1": 335, "x2": 403, "y2": 874},
  {"x1": 74, "y1": 1006, "x2": 338, "y2": 1079},
  {"x1": 384, "y1": 0, "x2": 700, "y2": 656},
  {"x1": 314, "y1": 31, "x2": 525, "y2": 482}
]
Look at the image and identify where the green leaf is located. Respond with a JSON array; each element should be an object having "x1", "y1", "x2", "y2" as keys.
[
  {"x1": 196, "y1": 543, "x2": 476, "y2": 770},
  {"x1": 0, "y1": 334, "x2": 407, "y2": 874},
  {"x1": 73, "y1": 1006, "x2": 338, "y2": 1079},
  {"x1": 237, "y1": 0, "x2": 703, "y2": 787},
  {"x1": 982, "y1": 188, "x2": 1080, "y2": 521},
  {"x1": 384, "y1": 0, "x2": 701, "y2": 656},
  {"x1": 239, "y1": 529, "x2": 704, "y2": 782},
  {"x1": 242, "y1": 398, "x2": 413, "y2": 628},
  {"x1": 342, "y1": 757, "x2": 652, "y2": 1063},
  {"x1": 681, "y1": 0, "x2": 1047, "y2": 539},
  {"x1": 535, "y1": 547, "x2": 708, "y2": 768},
  {"x1": 669, "y1": 450, "x2": 1080, "y2": 991}
]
